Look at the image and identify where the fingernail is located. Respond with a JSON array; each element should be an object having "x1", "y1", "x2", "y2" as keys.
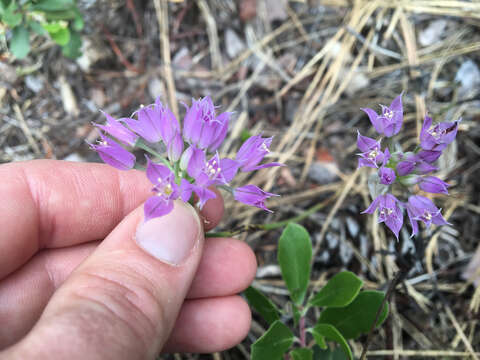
[{"x1": 135, "y1": 201, "x2": 201, "y2": 265}]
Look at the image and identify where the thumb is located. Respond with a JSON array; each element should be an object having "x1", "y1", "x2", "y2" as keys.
[{"x1": 5, "y1": 201, "x2": 203, "y2": 360}]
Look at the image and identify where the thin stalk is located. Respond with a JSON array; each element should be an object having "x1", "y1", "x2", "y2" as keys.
[
  {"x1": 299, "y1": 316, "x2": 306, "y2": 347},
  {"x1": 205, "y1": 196, "x2": 334, "y2": 237},
  {"x1": 135, "y1": 140, "x2": 172, "y2": 170}
]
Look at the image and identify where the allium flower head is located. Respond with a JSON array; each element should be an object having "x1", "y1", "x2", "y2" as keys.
[
  {"x1": 183, "y1": 96, "x2": 231, "y2": 152},
  {"x1": 88, "y1": 133, "x2": 135, "y2": 171},
  {"x1": 362, "y1": 194, "x2": 403, "y2": 239},
  {"x1": 234, "y1": 185, "x2": 279, "y2": 212},
  {"x1": 356, "y1": 131, "x2": 384, "y2": 169},
  {"x1": 420, "y1": 115, "x2": 460, "y2": 151},
  {"x1": 91, "y1": 96, "x2": 282, "y2": 221},
  {"x1": 361, "y1": 93, "x2": 403, "y2": 137},
  {"x1": 406, "y1": 195, "x2": 449, "y2": 237},
  {"x1": 235, "y1": 135, "x2": 283, "y2": 172}
]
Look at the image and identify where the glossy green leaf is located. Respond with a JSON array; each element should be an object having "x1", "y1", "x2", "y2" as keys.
[
  {"x1": 310, "y1": 271, "x2": 363, "y2": 308},
  {"x1": 61, "y1": 30, "x2": 81, "y2": 58},
  {"x1": 28, "y1": 20, "x2": 48, "y2": 35},
  {"x1": 278, "y1": 223, "x2": 312, "y2": 305},
  {"x1": 10, "y1": 25, "x2": 30, "y2": 58},
  {"x1": 46, "y1": 25, "x2": 70, "y2": 45},
  {"x1": 310, "y1": 324, "x2": 352, "y2": 360},
  {"x1": 291, "y1": 348, "x2": 313, "y2": 360},
  {"x1": 318, "y1": 290, "x2": 389, "y2": 339},
  {"x1": 313, "y1": 346, "x2": 349, "y2": 360},
  {"x1": 44, "y1": 9, "x2": 78, "y2": 20},
  {"x1": 2, "y1": 1, "x2": 21, "y2": 27},
  {"x1": 251, "y1": 320, "x2": 294, "y2": 360},
  {"x1": 244, "y1": 286, "x2": 280, "y2": 325},
  {"x1": 31, "y1": 0, "x2": 75, "y2": 12}
]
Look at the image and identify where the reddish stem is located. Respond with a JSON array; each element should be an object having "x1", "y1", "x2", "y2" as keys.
[{"x1": 299, "y1": 316, "x2": 306, "y2": 347}]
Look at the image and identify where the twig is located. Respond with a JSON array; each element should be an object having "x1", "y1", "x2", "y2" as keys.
[
  {"x1": 360, "y1": 271, "x2": 403, "y2": 360},
  {"x1": 153, "y1": 0, "x2": 179, "y2": 119},
  {"x1": 13, "y1": 104, "x2": 42, "y2": 156},
  {"x1": 101, "y1": 25, "x2": 142, "y2": 73}
]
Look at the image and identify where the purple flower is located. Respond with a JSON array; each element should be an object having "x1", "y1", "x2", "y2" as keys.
[
  {"x1": 180, "y1": 147, "x2": 240, "y2": 208},
  {"x1": 235, "y1": 135, "x2": 283, "y2": 172},
  {"x1": 361, "y1": 93, "x2": 403, "y2": 137},
  {"x1": 418, "y1": 176, "x2": 449, "y2": 195},
  {"x1": 420, "y1": 115, "x2": 460, "y2": 151},
  {"x1": 417, "y1": 150, "x2": 442, "y2": 163},
  {"x1": 406, "y1": 195, "x2": 449, "y2": 237},
  {"x1": 396, "y1": 153, "x2": 437, "y2": 176},
  {"x1": 93, "y1": 111, "x2": 138, "y2": 146},
  {"x1": 183, "y1": 96, "x2": 231, "y2": 152},
  {"x1": 89, "y1": 133, "x2": 136, "y2": 171},
  {"x1": 180, "y1": 179, "x2": 216, "y2": 209},
  {"x1": 362, "y1": 194, "x2": 403, "y2": 239},
  {"x1": 234, "y1": 185, "x2": 279, "y2": 212},
  {"x1": 378, "y1": 148, "x2": 396, "y2": 185},
  {"x1": 144, "y1": 157, "x2": 180, "y2": 220},
  {"x1": 356, "y1": 131, "x2": 384, "y2": 169},
  {"x1": 124, "y1": 99, "x2": 179, "y2": 146}
]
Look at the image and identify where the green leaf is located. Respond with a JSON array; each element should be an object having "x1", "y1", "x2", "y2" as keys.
[
  {"x1": 10, "y1": 24, "x2": 30, "y2": 58},
  {"x1": 291, "y1": 348, "x2": 313, "y2": 360},
  {"x1": 72, "y1": 7, "x2": 83, "y2": 31},
  {"x1": 313, "y1": 346, "x2": 349, "y2": 360},
  {"x1": 278, "y1": 223, "x2": 312, "y2": 305},
  {"x1": 292, "y1": 303, "x2": 301, "y2": 327},
  {"x1": 43, "y1": 9, "x2": 78, "y2": 21},
  {"x1": 251, "y1": 320, "x2": 294, "y2": 360},
  {"x1": 28, "y1": 20, "x2": 48, "y2": 35},
  {"x1": 310, "y1": 271, "x2": 363, "y2": 308},
  {"x1": 2, "y1": 1, "x2": 22, "y2": 27},
  {"x1": 61, "y1": 30, "x2": 81, "y2": 58},
  {"x1": 244, "y1": 286, "x2": 280, "y2": 325},
  {"x1": 31, "y1": 0, "x2": 75, "y2": 12},
  {"x1": 310, "y1": 327, "x2": 327, "y2": 350},
  {"x1": 310, "y1": 324, "x2": 353, "y2": 360},
  {"x1": 318, "y1": 290, "x2": 389, "y2": 339}
]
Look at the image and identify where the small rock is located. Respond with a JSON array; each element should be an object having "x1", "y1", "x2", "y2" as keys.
[
  {"x1": 239, "y1": 0, "x2": 256, "y2": 21},
  {"x1": 173, "y1": 46, "x2": 193, "y2": 70},
  {"x1": 308, "y1": 161, "x2": 338, "y2": 184},
  {"x1": 455, "y1": 59, "x2": 480, "y2": 98},
  {"x1": 419, "y1": 19, "x2": 447, "y2": 47},
  {"x1": 256, "y1": 264, "x2": 281, "y2": 278},
  {"x1": 63, "y1": 153, "x2": 86, "y2": 162},
  {"x1": 339, "y1": 240, "x2": 353, "y2": 265},
  {"x1": 225, "y1": 29, "x2": 246, "y2": 59},
  {"x1": 76, "y1": 37, "x2": 109, "y2": 72},
  {"x1": 265, "y1": 0, "x2": 288, "y2": 22},
  {"x1": 318, "y1": 250, "x2": 330, "y2": 264},
  {"x1": 148, "y1": 77, "x2": 165, "y2": 100},
  {"x1": 0, "y1": 62, "x2": 18, "y2": 84},
  {"x1": 325, "y1": 232, "x2": 339, "y2": 249},
  {"x1": 25, "y1": 75, "x2": 44, "y2": 93},
  {"x1": 345, "y1": 71, "x2": 370, "y2": 97},
  {"x1": 345, "y1": 216, "x2": 360, "y2": 238},
  {"x1": 58, "y1": 75, "x2": 79, "y2": 116}
]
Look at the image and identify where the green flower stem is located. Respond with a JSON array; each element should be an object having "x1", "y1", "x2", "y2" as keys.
[
  {"x1": 135, "y1": 140, "x2": 172, "y2": 170},
  {"x1": 205, "y1": 196, "x2": 334, "y2": 238}
]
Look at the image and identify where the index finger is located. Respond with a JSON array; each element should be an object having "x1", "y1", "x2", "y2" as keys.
[{"x1": 0, "y1": 160, "x2": 224, "y2": 280}]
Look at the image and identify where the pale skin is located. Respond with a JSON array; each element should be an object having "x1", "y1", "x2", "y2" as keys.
[{"x1": 0, "y1": 160, "x2": 257, "y2": 359}]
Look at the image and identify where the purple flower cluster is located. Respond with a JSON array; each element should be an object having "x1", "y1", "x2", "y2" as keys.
[
  {"x1": 357, "y1": 94, "x2": 460, "y2": 239},
  {"x1": 90, "y1": 96, "x2": 282, "y2": 221}
]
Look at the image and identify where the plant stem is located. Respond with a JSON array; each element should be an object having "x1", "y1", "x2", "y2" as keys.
[
  {"x1": 359, "y1": 271, "x2": 402, "y2": 360},
  {"x1": 299, "y1": 315, "x2": 306, "y2": 347},
  {"x1": 205, "y1": 196, "x2": 334, "y2": 238},
  {"x1": 135, "y1": 140, "x2": 172, "y2": 170}
]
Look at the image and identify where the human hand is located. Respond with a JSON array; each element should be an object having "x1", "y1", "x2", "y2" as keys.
[{"x1": 0, "y1": 160, "x2": 256, "y2": 359}]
